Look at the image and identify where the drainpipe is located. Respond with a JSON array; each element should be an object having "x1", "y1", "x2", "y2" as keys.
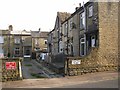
[
  {"x1": 67, "y1": 21, "x2": 69, "y2": 55},
  {"x1": 83, "y1": 2, "x2": 87, "y2": 56},
  {"x1": 8, "y1": 30, "x2": 10, "y2": 57}
]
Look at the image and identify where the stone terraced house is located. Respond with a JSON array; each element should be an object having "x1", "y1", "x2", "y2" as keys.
[
  {"x1": 31, "y1": 30, "x2": 48, "y2": 60},
  {"x1": 47, "y1": 1, "x2": 119, "y2": 75}
]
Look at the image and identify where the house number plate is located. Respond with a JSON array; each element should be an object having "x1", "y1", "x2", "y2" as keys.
[{"x1": 72, "y1": 60, "x2": 81, "y2": 65}]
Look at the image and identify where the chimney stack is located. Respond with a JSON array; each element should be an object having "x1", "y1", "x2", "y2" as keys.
[
  {"x1": 79, "y1": 3, "x2": 81, "y2": 7},
  {"x1": 75, "y1": 7, "x2": 79, "y2": 11},
  {"x1": 9, "y1": 25, "x2": 13, "y2": 31}
]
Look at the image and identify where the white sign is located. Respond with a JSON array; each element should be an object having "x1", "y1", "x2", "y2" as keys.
[{"x1": 72, "y1": 60, "x2": 81, "y2": 65}]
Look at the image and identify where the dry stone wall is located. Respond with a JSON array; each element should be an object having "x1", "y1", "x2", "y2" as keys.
[
  {"x1": 66, "y1": 48, "x2": 117, "y2": 76},
  {"x1": 1, "y1": 58, "x2": 23, "y2": 82},
  {"x1": 98, "y1": 2, "x2": 118, "y2": 67}
]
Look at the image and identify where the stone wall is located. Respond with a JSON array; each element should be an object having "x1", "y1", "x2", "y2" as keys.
[
  {"x1": 1, "y1": 58, "x2": 23, "y2": 82},
  {"x1": 65, "y1": 48, "x2": 117, "y2": 76},
  {"x1": 98, "y1": 2, "x2": 118, "y2": 67},
  {"x1": 72, "y1": 14, "x2": 80, "y2": 56},
  {"x1": 119, "y1": 2, "x2": 120, "y2": 70}
]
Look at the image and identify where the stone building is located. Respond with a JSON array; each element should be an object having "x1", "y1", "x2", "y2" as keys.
[
  {"x1": 47, "y1": 1, "x2": 119, "y2": 74},
  {"x1": 62, "y1": 8, "x2": 80, "y2": 56},
  {"x1": 61, "y1": 2, "x2": 98, "y2": 57},
  {"x1": 31, "y1": 30, "x2": 48, "y2": 59},
  {"x1": 47, "y1": 12, "x2": 71, "y2": 63},
  {"x1": 79, "y1": 2, "x2": 99, "y2": 57},
  {"x1": 53, "y1": 12, "x2": 71, "y2": 55},
  {"x1": 0, "y1": 25, "x2": 32, "y2": 58}
]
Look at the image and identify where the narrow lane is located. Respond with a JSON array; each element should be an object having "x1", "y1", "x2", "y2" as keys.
[{"x1": 21, "y1": 59, "x2": 63, "y2": 79}]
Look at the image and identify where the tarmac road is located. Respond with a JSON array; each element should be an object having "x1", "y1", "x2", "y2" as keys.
[
  {"x1": 22, "y1": 59, "x2": 63, "y2": 79},
  {"x1": 2, "y1": 71, "x2": 118, "y2": 88},
  {"x1": 58, "y1": 78, "x2": 118, "y2": 88}
]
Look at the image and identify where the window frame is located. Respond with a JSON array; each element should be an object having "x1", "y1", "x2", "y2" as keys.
[
  {"x1": 14, "y1": 38, "x2": 20, "y2": 44},
  {"x1": 91, "y1": 35, "x2": 96, "y2": 47},
  {"x1": 88, "y1": 5, "x2": 93, "y2": 17},
  {"x1": 14, "y1": 47, "x2": 20, "y2": 56},
  {"x1": 80, "y1": 12, "x2": 85, "y2": 29},
  {"x1": 64, "y1": 23, "x2": 68, "y2": 36},
  {"x1": 80, "y1": 35, "x2": 86, "y2": 56}
]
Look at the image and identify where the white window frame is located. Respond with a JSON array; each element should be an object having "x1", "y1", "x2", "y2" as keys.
[
  {"x1": 14, "y1": 38, "x2": 20, "y2": 44},
  {"x1": 64, "y1": 23, "x2": 68, "y2": 36},
  {"x1": 70, "y1": 21, "x2": 72, "y2": 30},
  {"x1": 80, "y1": 12, "x2": 85, "y2": 29},
  {"x1": 35, "y1": 38, "x2": 39, "y2": 45},
  {"x1": 91, "y1": 35, "x2": 96, "y2": 47},
  {"x1": 80, "y1": 35, "x2": 86, "y2": 56},
  {"x1": 44, "y1": 40, "x2": 47, "y2": 44},
  {"x1": 89, "y1": 5, "x2": 93, "y2": 17}
]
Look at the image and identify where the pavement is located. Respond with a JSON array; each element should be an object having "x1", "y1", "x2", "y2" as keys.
[{"x1": 2, "y1": 71, "x2": 118, "y2": 88}]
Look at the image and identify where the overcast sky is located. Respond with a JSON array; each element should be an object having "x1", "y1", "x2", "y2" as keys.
[{"x1": 0, "y1": 0, "x2": 89, "y2": 31}]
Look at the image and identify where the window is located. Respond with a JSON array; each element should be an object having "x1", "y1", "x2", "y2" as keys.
[
  {"x1": 14, "y1": 38, "x2": 20, "y2": 44},
  {"x1": 64, "y1": 23, "x2": 68, "y2": 36},
  {"x1": 80, "y1": 12, "x2": 85, "y2": 29},
  {"x1": 91, "y1": 36, "x2": 96, "y2": 47},
  {"x1": 70, "y1": 21, "x2": 72, "y2": 30},
  {"x1": 14, "y1": 47, "x2": 20, "y2": 56},
  {"x1": 80, "y1": 36, "x2": 86, "y2": 56},
  {"x1": 0, "y1": 36, "x2": 4, "y2": 44},
  {"x1": 35, "y1": 39, "x2": 39, "y2": 45},
  {"x1": 44, "y1": 40, "x2": 47, "y2": 44},
  {"x1": 89, "y1": 6, "x2": 93, "y2": 17}
]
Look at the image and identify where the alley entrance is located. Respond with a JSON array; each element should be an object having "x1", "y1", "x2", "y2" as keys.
[{"x1": 21, "y1": 59, "x2": 63, "y2": 79}]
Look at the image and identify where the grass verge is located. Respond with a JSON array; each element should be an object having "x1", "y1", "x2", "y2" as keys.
[
  {"x1": 31, "y1": 73, "x2": 46, "y2": 78},
  {"x1": 24, "y1": 64, "x2": 32, "y2": 67}
]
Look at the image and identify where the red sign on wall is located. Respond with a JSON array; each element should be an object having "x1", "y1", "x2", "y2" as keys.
[{"x1": 6, "y1": 62, "x2": 16, "y2": 70}]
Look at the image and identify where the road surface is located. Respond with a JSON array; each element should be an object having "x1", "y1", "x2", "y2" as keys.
[
  {"x1": 22, "y1": 59, "x2": 63, "y2": 79},
  {"x1": 59, "y1": 78, "x2": 118, "y2": 88},
  {"x1": 2, "y1": 71, "x2": 118, "y2": 88}
]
